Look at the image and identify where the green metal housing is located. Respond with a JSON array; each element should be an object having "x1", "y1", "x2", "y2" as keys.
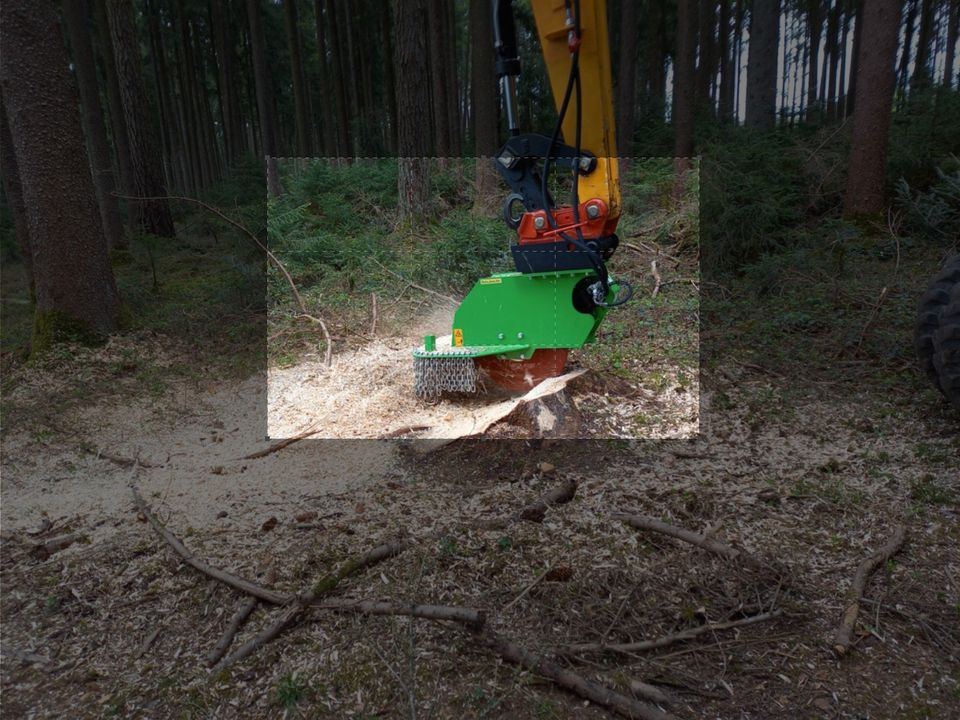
[{"x1": 413, "y1": 269, "x2": 615, "y2": 360}]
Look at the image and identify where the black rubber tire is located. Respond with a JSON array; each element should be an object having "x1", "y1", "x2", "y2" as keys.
[
  {"x1": 932, "y1": 282, "x2": 960, "y2": 411},
  {"x1": 914, "y1": 254, "x2": 960, "y2": 394}
]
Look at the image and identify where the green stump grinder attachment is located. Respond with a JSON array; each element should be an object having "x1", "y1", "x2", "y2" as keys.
[{"x1": 412, "y1": 269, "x2": 620, "y2": 398}]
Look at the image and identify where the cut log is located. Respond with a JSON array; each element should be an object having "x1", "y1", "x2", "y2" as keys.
[{"x1": 520, "y1": 477, "x2": 578, "y2": 523}]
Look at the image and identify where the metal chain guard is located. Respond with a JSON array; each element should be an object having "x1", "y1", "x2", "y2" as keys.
[{"x1": 413, "y1": 356, "x2": 478, "y2": 398}]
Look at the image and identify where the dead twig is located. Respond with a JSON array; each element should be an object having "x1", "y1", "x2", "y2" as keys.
[
  {"x1": 833, "y1": 525, "x2": 906, "y2": 656},
  {"x1": 370, "y1": 258, "x2": 459, "y2": 306},
  {"x1": 650, "y1": 260, "x2": 662, "y2": 298},
  {"x1": 84, "y1": 447, "x2": 162, "y2": 468},
  {"x1": 557, "y1": 611, "x2": 782, "y2": 656},
  {"x1": 503, "y1": 565, "x2": 554, "y2": 611},
  {"x1": 519, "y1": 477, "x2": 577, "y2": 523},
  {"x1": 132, "y1": 486, "x2": 290, "y2": 605},
  {"x1": 243, "y1": 426, "x2": 321, "y2": 460},
  {"x1": 312, "y1": 599, "x2": 485, "y2": 631},
  {"x1": 379, "y1": 424, "x2": 431, "y2": 439},
  {"x1": 613, "y1": 512, "x2": 743, "y2": 561},
  {"x1": 205, "y1": 566, "x2": 277, "y2": 667},
  {"x1": 477, "y1": 631, "x2": 675, "y2": 720},
  {"x1": 115, "y1": 193, "x2": 333, "y2": 368},
  {"x1": 30, "y1": 532, "x2": 82, "y2": 561},
  {"x1": 136, "y1": 627, "x2": 162, "y2": 659},
  {"x1": 214, "y1": 542, "x2": 408, "y2": 671},
  {"x1": 370, "y1": 292, "x2": 378, "y2": 337}
]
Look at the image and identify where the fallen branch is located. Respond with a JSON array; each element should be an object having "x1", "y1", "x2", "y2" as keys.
[
  {"x1": 650, "y1": 260, "x2": 662, "y2": 298},
  {"x1": 478, "y1": 631, "x2": 675, "y2": 720},
  {"x1": 370, "y1": 258, "x2": 459, "y2": 306},
  {"x1": 612, "y1": 512, "x2": 742, "y2": 561},
  {"x1": 379, "y1": 424, "x2": 431, "y2": 439},
  {"x1": 557, "y1": 610, "x2": 782, "y2": 656},
  {"x1": 628, "y1": 679, "x2": 676, "y2": 707},
  {"x1": 370, "y1": 292, "x2": 378, "y2": 336},
  {"x1": 503, "y1": 565, "x2": 554, "y2": 611},
  {"x1": 243, "y1": 427, "x2": 321, "y2": 460},
  {"x1": 84, "y1": 447, "x2": 163, "y2": 468},
  {"x1": 215, "y1": 542, "x2": 408, "y2": 671},
  {"x1": 116, "y1": 193, "x2": 333, "y2": 368},
  {"x1": 136, "y1": 627, "x2": 162, "y2": 659},
  {"x1": 132, "y1": 487, "x2": 290, "y2": 605},
  {"x1": 833, "y1": 525, "x2": 906, "y2": 656},
  {"x1": 205, "y1": 566, "x2": 277, "y2": 667},
  {"x1": 313, "y1": 599, "x2": 485, "y2": 631},
  {"x1": 519, "y1": 477, "x2": 578, "y2": 523},
  {"x1": 30, "y1": 532, "x2": 83, "y2": 560}
]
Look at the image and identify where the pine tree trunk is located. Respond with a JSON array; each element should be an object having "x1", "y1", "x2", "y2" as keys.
[
  {"x1": 326, "y1": 0, "x2": 352, "y2": 158},
  {"x1": 313, "y1": 0, "x2": 337, "y2": 156},
  {"x1": 146, "y1": 0, "x2": 185, "y2": 193},
  {"x1": 718, "y1": 0, "x2": 734, "y2": 120},
  {"x1": 744, "y1": 0, "x2": 780, "y2": 128},
  {"x1": 0, "y1": 101, "x2": 34, "y2": 295},
  {"x1": 673, "y1": 0, "x2": 696, "y2": 199},
  {"x1": 63, "y1": 0, "x2": 125, "y2": 250},
  {"x1": 394, "y1": 0, "x2": 431, "y2": 218},
  {"x1": 246, "y1": 0, "x2": 281, "y2": 195},
  {"x1": 380, "y1": 3, "x2": 399, "y2": 154},
  {"x1": 445, "y1": 0, "x2": 462, "y2": 157},
  {"x1": 210, "y1": 0, "x2": 243, "y2": 164},
  {"x1": 696, "y1": 0, "x2": 717, "y2": 109},
  {"x1": 469, "y1": 0, "x2": 498, "y2": 207},
  {"x1": 107, "y1": 0, "x2": 175, "y2": 237},
  {"x1": 844, "y1": 0, "x2": 901, "y2": 217},
  {"x1": 911, "y1": 0, "x2": 935, "y2": 91},
  {"x1": 617, "y1": 0, "x2": 638, "y2": 159},
  {"x1": 0, "y1": 0, "x2": 120, "y2": 347},
  {"x1": 93, "y1": 0, "x2": 135, "y2": 202},
  {"x1": 826, "y1": 1, "x2": 841, "y2": 117},
  {"x1": 428, "y1": 0, "x2": 452, "y2": 160},
  {"x1": 846, "y1": 0, "x2": 864, "y2": 116},
  {"x1": 805, "y1": 0, "x2": 821, "y2": 120},
  {"x1": 946, "y1": 0, "x2": 959, "y2": 89},
  {"x1": 283, "y1": 0, "x2": 311, "y2": 155},
  {"x1": 898, "y1": 0, "x2": 918, "y2": 100}
]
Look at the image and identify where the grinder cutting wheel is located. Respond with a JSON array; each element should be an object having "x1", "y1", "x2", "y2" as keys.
[{"x1": 413, "y1": 0, "x2": 632, "y2": 398}]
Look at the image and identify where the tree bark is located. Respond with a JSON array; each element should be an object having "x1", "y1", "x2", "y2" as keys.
[
  {"x1": 696, "y1": 0, "x2": 718, "y2": 109},
  {"x1": 93, "y1": 0, "x2": 135, "y2": 201},
  {"x1": 394, "y1": 0, "x2": 431, "y2": 218},
  {"x1": 428, "y1": 0, "x2": 452, "y2": 160},
  {"x1": 846, "y1": 0, "x2": 864, "y2": 117},
  {"x1": 805, "y1": 0, "x2": 822, "y2": 119},
  {"x1": 911, "y1": 0, "x2": 935, "y2": 92},
  {"x1": 0, "y1": 0, "x2": 120, "y2": 347},
  {"x1": 945, "y1": 0, "x2": 959, "y2": 89},
  {"x1": 617, "y1": 0, "x2": 638, "y2": 158},
  {"x1": 718, "y1": 0, "x2": 735, "y2": 119},
  {"x1": 898, "y1": 0, "x2": 918, "y2": 100},
  {"x1": 326, "y1": 0, "x2": 352, "y2": 157},
  {"x1": 844, "y1": 0, "x2": 902, "y2": 217},
  {"x1": 313, "y1": 0, "x2": 337, "y2": 156},
  {"x1": 283, "y1": 0, "x2": 311, "y2": 155},
  {"x1": 210, "y1": 0, "x2": 243, "y2": 164},
  {"x1": 62, "y1": 0, "x2": 125, "y2": 250},
  {"x1": 380, "y1": 3, "x2": 399, "y2": 153},
  {"x1": 470, "y1": 0, "x2": 498, "y2": 207},
  {"x1": 824, "y1": 0, "x2": 841, "y2": 117},
  {"x1": 107, "y1": 0, "x2": 176, "y2": 236},
  {"x1": 246, "y1": 0, "x2": 281, "y2": 195},
  {"x1": 673, "y1": 0, "x2": 697, "y2": 199},
  {"x1": 0, "y1": 100, "x2": 33, "y2": 293},
  {"x1": 745, "y1": 0, "x2": 780, "y2": 128}
]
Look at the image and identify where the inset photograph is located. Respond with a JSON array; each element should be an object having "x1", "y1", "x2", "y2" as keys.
[{"x1": 267, "y1": 156, "x2": 699, "y2": 442}]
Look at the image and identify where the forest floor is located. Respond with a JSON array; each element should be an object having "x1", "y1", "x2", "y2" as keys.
[{"x1": 2, "y1": 237, "x2": 959, "y2": 719}]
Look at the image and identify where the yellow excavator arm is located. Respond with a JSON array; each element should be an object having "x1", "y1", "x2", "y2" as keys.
[{"x1": 529, "y1": 0, "x2": 620, "y2": 218}]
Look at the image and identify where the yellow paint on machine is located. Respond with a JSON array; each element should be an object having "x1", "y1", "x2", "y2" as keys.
[
  {"x1": 479, "y1": 278, "x2": 503, "y2": 285},
  {"x1": 453, "y1": 329, "x2": 464, "y2": 346}
]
